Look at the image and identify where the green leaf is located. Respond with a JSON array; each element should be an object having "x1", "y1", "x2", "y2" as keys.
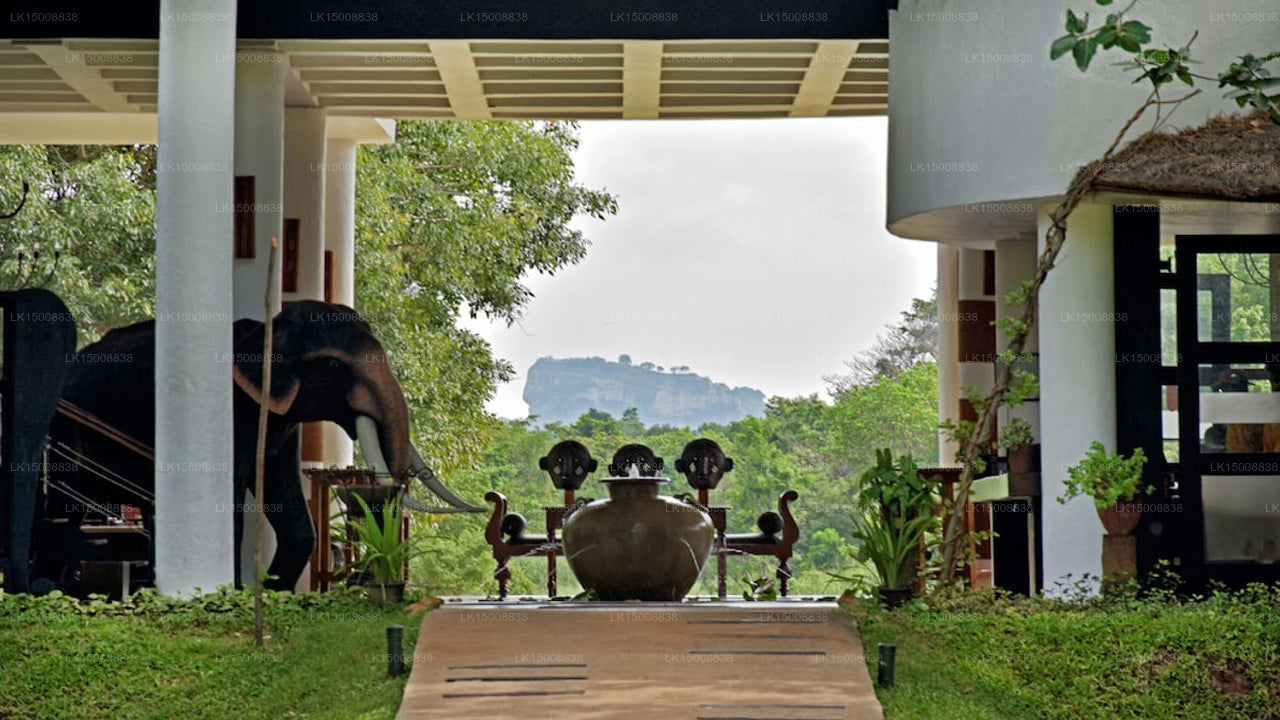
[
  {"x1": 1066, "y1": 9, "x2": 1088, "y2": 34},
  {"x1": 1177, "y1": 69, "x2": 1194, "y2": 86},
  {"x1": 1096, "y1": 0, "x2": 1113, "y2": 5},
  {"x1": 1073, "y1": 37, "x2": 1099, "y2": 71},
  {"x1": 1051, "y1": 35, "x2": 1078, "y2": 60},
  {"x1": 1121, "y1": 20, "x2": 1151, "y2": 44},
  {"x1": 1096, "y1": 25, "x2": 1118, "y2": 49}
]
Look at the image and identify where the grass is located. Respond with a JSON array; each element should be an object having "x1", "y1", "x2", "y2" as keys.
[
  {"x1": 0, "y1": 588, "x2": 423, "y2": 720},
  {"x1": 7, "y1": 577, "x2": 1280, "y2": 719},
  {"x1": 855, "y1": 584, "x2": 1280, "y2": 720}
]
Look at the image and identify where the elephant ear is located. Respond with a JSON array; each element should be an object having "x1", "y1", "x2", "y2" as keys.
[{"x1": 231, "y1": 317, "x2": 301, "y2": 416}]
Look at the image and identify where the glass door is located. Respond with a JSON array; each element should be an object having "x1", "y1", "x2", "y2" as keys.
[{"x1": 1175, "y1": 235, "x2": 1280, "y2": 583}]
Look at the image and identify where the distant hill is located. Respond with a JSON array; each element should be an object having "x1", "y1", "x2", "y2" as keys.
[{"x1": 522, "y1": 356, "x2": 766, "y2": 427}]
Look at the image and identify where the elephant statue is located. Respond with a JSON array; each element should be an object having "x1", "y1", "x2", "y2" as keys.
[
  {"x1": 0, "y1": 289, "x2": 77, "y2": 594},
  {"x1": 34, "y1": 300, "x2": 478, "y2": 593}
]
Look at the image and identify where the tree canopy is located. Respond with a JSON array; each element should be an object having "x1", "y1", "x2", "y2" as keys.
[{"x1": 353, "y1": 120, "x2": 617, "y2": 474}]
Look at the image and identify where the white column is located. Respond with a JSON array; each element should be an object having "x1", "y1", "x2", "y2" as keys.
[
  {"x1": 325, "y1": 138, "x2": 357, "y2": 310},
  {"x1": 283, "y1": 108, "x2": 327, "y2": 303},
  {"x1": 280, "y1": 108, "x2": 327, "y2": 592},
  {"x1": 995, "y1": 237, "x2": 1040, "y2": 441},
  {"x1": 232, "y1": 48, "x2": 285, "y2": 321},
  {"x1": 1038, "y1": 201, "x2": 1115, "y2": 592},
  {"x1": 936, "y1": 244, "x2": 960, "y2": 464},
  {"x1": 956, "y1": 247, "x2": 995, "y2": 438},
  {"x1": 323, "y1": 137, "x2": 357, "y2": 468},
  {"x1": 154, "y1": 0, "x2": 237, "y2": 597}
]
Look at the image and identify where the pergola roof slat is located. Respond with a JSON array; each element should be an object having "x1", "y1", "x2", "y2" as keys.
[{"x1": 0, "y1": 36, "x2": 889, "y2": 123}]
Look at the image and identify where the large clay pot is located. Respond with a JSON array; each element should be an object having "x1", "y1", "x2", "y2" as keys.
[
  {"x1": 1097, "y1": 498, "x2": 1142, "y2": 536},
  {"x1": 561, "y1": 477, "x2": 714, "y2": 601}
]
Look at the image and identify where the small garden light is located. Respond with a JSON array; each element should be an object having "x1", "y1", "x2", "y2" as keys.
[{"x1": 877, "y1": 643, "x2": 896, "y2": 689}]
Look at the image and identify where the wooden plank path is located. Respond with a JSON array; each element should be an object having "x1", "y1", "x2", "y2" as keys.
[{"x1": 396, "y1": 601, "x2": 883, "y2": 720}]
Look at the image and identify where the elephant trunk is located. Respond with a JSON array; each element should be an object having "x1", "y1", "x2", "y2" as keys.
[
  {"x1": 349, "y1": 344, "x2": 481, "y2": 512},
  {"x1": 349, "y1": 345, "x2": 413, "y2": 485}
]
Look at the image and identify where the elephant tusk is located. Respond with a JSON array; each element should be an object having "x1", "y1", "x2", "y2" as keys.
[
  {"x1": 410, "y1": 444, "x2": 483, "y2": 513},
  {"x1": 355, "y1": 415, "x2": 393, "y2": 484}
]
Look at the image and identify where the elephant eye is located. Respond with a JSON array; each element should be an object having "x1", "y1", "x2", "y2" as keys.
[{"x1": 326, "y1": 358, "x2": 343, "y2": 372}]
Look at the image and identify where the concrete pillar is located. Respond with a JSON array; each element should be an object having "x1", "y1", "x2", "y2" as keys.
[
  {"x1": 956, "y1": 247, "x2": 996, "y2": 436},
  {"x1": 995, "y1": 237, "x2": 1040, "y2": 442},
  {"x1": 936, "y1": 244, "x2": 960, "y2": 464},
  {"x1": 1037, "y1": 202, "x2": 1115, "y2": 592},
  {"x1": 283, "y1": 108, "x2": 327, "y2": 304},
  {"x1": 232, "y1": 49, "x2": 285, "y2": 321},
  {"x1": 154, "y1": 0, "x2": 237, "y2": 596},
  {"x1": 324, "y1": 139, "x2": 357, "y2": 309},
  {"x1": 280, "y1": 108, "x2": 328, "y2": 592},
  {"x1": 322, "y1": 137, "x2": 358, "y2": 468}
]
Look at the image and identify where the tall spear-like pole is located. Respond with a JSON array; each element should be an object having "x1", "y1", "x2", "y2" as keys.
[{"x1": 254, "y1": 237, "x2": 280, "y2": 646}]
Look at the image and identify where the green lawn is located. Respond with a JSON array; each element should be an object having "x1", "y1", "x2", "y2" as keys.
[
  {"x1": 6, "y1": 583, "x2": 1280, "y2": 719},
  {"x1": 857, "y1": 586, "x2": 1280, "y2": 720},
  {"x1": 0, "y1": 588, "x2": 422, "y2": 720}
]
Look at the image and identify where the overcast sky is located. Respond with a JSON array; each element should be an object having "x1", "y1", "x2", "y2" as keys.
[{"x1": 461, "y1": 117, "x2": 937, "y2": 419}]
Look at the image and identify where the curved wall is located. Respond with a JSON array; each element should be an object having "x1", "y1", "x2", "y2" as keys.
[{"x1": 887, "y1": 0, "x2": 1280, "y2": 244}]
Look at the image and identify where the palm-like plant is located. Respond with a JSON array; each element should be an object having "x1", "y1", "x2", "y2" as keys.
[
  {"x1": 346, "y1": 493, "x2": 426, "y2": 588},
  {"x1": 851, "y1": 449, "x2": 940, "y2": 597},
  {"x1": 851, "y1": 505, "x2": 937, "y2": 591}
]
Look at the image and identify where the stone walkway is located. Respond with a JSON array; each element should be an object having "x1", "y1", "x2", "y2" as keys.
[{"x1": 396, "y1": 601, "x2": 883, "y2": 720}]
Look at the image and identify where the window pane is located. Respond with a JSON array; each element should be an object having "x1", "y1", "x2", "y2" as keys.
[
  {"x1": 1196, "y1": 253, "x2": 1277, "y2": 343},
  {"x1": 1198, "y1": 364, "x2": 1280, "y2": 453},
  {"x1": 1202, "y1": 475, "x2": 1280, "y2": 563},
  {"x1": 1160, "y1": 288, "x2": 1177, "y2": 365},
  {"x1": 1161, "y1": 384, "x2": 1179, "y2": 462}
]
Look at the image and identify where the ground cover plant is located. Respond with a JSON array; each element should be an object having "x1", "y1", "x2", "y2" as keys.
[
  {"x1": 855, "y1": 576, "x2": 1280, "y2": 719},
  {"x1": 0, "y1": 587, "x2": 425, "y2": 720}
]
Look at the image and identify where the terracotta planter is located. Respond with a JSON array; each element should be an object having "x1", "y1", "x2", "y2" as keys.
[
  {"x1": 1007, "y1": 443, "x2": 1040, "y2": 474},
  {"x1": 561, "y1": 477, "x2": 714, "y2": 601},
  {"x1": 1097, "y1": 498, "x2": 1142, "y2": 536}
]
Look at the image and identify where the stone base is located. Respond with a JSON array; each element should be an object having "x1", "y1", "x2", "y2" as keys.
[{"x1": 1101, "y1": 533, "x2": 1137, "y2": 579}]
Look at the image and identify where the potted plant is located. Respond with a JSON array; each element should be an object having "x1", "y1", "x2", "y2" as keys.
[
  {"x1": 851, "y1": 506, "x2": 937, "y2": 609},
  {"x1": 852, "y1": 449, "x2": 939, "y2": 608},
  {"x1": 346, "y1": 493, "x2": 424, "y2": 605},
  {"x1": 997, "y1": 418, "x2": 1038, "y2": 474},
  {"x1": 1057, "y1": 441, "x2": 1150, "y2": 535}
]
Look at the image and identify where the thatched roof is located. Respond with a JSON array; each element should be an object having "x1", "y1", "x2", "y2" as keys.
[{"x1": 1087, "y1": 112, "x2": 1280, "y2": 202}]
